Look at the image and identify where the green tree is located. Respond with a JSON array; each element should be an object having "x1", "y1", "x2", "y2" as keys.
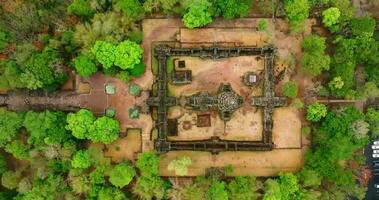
[
  {"x1": 23, "y1": 111, "x2": 70, "y2": 147},
  {"x1": 128, "y1": 61, "x2": 145, "y2": 77},
  {"x1": 349, "y1": 17, "x2": 376, "y2": 37},
  {"x1": 91, "y1": 41, "x2": 116, "y2": 69},
  {"x1": 0, "y1": 108, "x2": 23, "y2": 147},
  {"x1": 263, "y1": 173, "x2": 300, "y2": 200},
  {"x1": 258, "y1": 19, "x2": 268, "y2": 31},
  {"x1": 109, "y1": 162, "x2": 136, "y2": 188},
  {"x1": 167, "y1": 157, "x2": 192, "y2": 176},
  {"x1": 282, "y1": 81, "x2": 298, "y2": 98},
  {"x1": 71, "y1": 150, "x2": 92, "y2": 169},
  {"x1": 66, "y1": 109, "x2": 96, "y2": 139},
  {"x1": 114, "y1": 40, "x2": 143, "y2": 70},
  {"x1": 263, "y1": 179, "x2": 281, "y2": 200},
  {"x1": 365, "y1": 107, "x2": 379, "y2": 137},
  {"x1": 67, "y1": 0, "x2": 94, "y2": 18},
  {"x1": 98, "y1": 187, "x2": 126, "y2": 200},
  {"x1": 331, "y1": 0, "x2": 355, "y2": 29},
  {"x1": 0, "y1": 61, "x2": 25, "y2": 90},
  {"x1": 284, "y1": 0, "x2": 309, "y2": 32},
  {"x1": 0, "y1": 28, "x2": 9, "y2": 52},
  {"x1": 301, "y1": 35, "x2": 330, "y2": 76},
  {"x1": 115, "y1": 0, "x2": 144, "y2": 20},
  {"x1": 133, "y1": 175, "x2": 165, "y2": 200},
  {"x1": 213, "y1": 0, "x2": 252, "y2": 19},
  {"x1": 88, "y1": 116, "x2": 120, "y2": 144},
  {"x1": 20, "y1": 48, "x2": 67, "y2": 91},
  {"x1": 5, "y1": 140, "x2": 29, "y2": 160},
  {"x1": 90, "y1": 166, "x2": 106, "y2": 184},
  {"x1": 207, "y1": 181, "x2": 228, "y2": 200},
  {"x1": 328, "y1": 76, "x2": 344, "y2": 92},
  {"x1": 227, "y1": 176, "x2": 258, "y2": 200},
  {"x1": 0, "y1": 155, "x2": 7, "y2": 175},
  {"x1": 322, "y1": 7, "x2": 340, "y2": 27},
  {"x1": 182, "y1": 0, "x2": 213, "y2": 29},
  {"x1": 72, "y1": 54, "x2": 97, "y2": 77},
  {"x1": 297, "y1": 168, "x2": 321, "y2": 188},
  {"x1": 306, "y1": 103, "x2": 327, "y2": 122},
  {"x1": 117, "y1": 71, "x2": 131, "y2": 82},
  {"x1": 136, "y1": 152, "x2": 160, "y2": 176}
]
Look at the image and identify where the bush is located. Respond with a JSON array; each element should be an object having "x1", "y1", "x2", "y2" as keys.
[
  {"x1": 213, "y1": 0, "x2": 252, "y2": 19},
  {"x1": 306, "y1": 103, "x2": 327, "y2": 122},
  {"x1": 91, "y1": 41, "x2": 116, "y2": 69},
  {"x1": 114, "y1": 40, "x2": 143, "y2": 70},
  {"x1": 128, "y1": 61, "x2": 145, "y2": 77},
  {"x1": 301, "y1": 35, "x2": 330, "y2": 76},
  {"x1": 258, "y1": 19, "x2": 268, "y2": 31},
  {"x1": 109, "y1": 162, "x2": 136, "y2": 188},
  {"x1": 73, "y1": 54, "x2": 97, "y2": 77},
  {"x1": 0, "y1": 109, "x2": 23, "y2": 147},
  {"x1": 71, "y1": 150, "x2": 92, "y2": 169},
  {"x1": 114, "y1": 0, "x2": 144, "y2": 20},
  {"x1": 282, "y1": 81, "x2": 298, "y2": 98},
  {"x1": 88, "y1": 116, "x2": 120, "y2": 144},
  {"x1": 182, "y1": 0, "x2": 213, "y2": 28},
  {"x1": 322, "y1": 7, "x2": 340, "y2": 27},
  {"x1": 67, "y1": 0, "x2": 94, "y2": 18},
  {"x1": 66, "y1": 109, "x2": 96, "y2": 139}
]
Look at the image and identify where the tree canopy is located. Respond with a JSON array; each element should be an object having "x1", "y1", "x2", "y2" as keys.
[
  {"x1": 182, "y1": 0, "x2": 213, "y2": 29},
  {"x1": 91, "y1": 41, "x2": 116, "y2": 69},
  {"x1": 301, "y1": 35, "x2": 330, "y2": 76},
  {"x1": 109, "y1": 162, "x2": 136, "y2": 188},
  {"x1": 71, "y1": 150, "x2": 92, "y2": 169},
  {"x1": 306, "y1": 103, "x2": 327, "y2": 122},
  {"x1": 67, "y1": 0, "x2": 94, "y2": 18},
  {"x1": 282, "y1": 81, "x2": 298, "y2": 98},
  {"x1": 0, "y1": 108, "x2": 23, "y2": 147},
  {"x1": 66, "y1": 109, "x2": 96, "y2": 140},
  {"x1": 114, "y1": 40, "x2": 143, "y2": 70},
  {"x1": 72, "y1": 54, "x2": 97, "y2": 77},
  {"x1": 88, "y1": 116, "x2": 120, "y2": 144},
  {"x1": 322, "y1": 7, "x2": 340, "y2": 27}
]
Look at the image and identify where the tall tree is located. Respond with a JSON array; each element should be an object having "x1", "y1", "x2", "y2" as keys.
[
  {"x1": 306, "y1": 103, "x2": 327, "y2": 122},
  {"x1": 182, "y1": 0, "x2": 213, "y2": 28},
  {"x1": 114, "y1": 40, "x2": 143, "y2": 70},
  {"x1": 0, "y1": 109, "x2": 23, "y2": 147},
  {"x1": 88, "y1": 116, "x2": 120, "y2": 144},
  {"x1": 71, "y1": 150, "x2": 93, "y2": 169},
  {"x1": 109, "y1": 162, "x2": 136, "y2": 188},
  {"x1": 66, "y1": 109, "x2": 96, "y2": 139},
  {"x1": 72, "y1": 54, "x2": 98, "y2": 77}
]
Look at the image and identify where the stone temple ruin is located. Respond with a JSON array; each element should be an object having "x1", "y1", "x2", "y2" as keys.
[{"x1": 147, "y1": 45, "x2": 287, "y2": 154}]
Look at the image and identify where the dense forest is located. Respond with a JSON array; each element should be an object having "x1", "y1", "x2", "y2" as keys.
[{"x1": 0, "y1": 0, "x2": 378, "y2": 199}]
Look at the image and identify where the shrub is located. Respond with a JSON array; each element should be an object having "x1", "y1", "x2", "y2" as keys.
[
  {"x1": 306, "y1": 103, "x2": 327, "y2": 122},
  {"x1": 109, "y1": 162, "x2": 136, "y2": 188},
  {"x1": 67, "y1": 0, "x2": 94, "y2": 18},
  {"x1": 322, "y1": 7, "x2": 340, "y2": 27},
  {"x1": 282, "y1": 81, "x2": 298, "y2": 98},
  {"x1": 258, "y1": 19, "x2": 268, "y2": 31},
  {"x1": 73, "y1": 54, "x2": 97, "y2": 77},
  {"x1": 71, "y1": 150, "x2": 92, "y2": 169}
]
